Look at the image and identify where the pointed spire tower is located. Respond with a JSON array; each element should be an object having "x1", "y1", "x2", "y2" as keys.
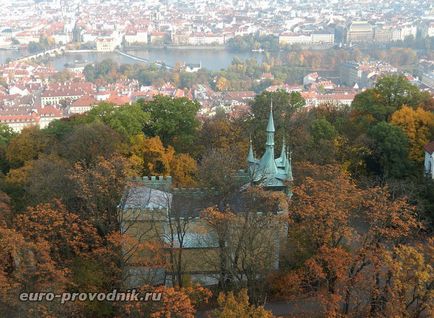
[
  {"x1": 247, "y1": 98, "x2": 293, "y2": 194},
  {"x1": 256, "y1": 100, "x2": 277, "y2": 181},
  {"x1": 247, "y1": 137, "x2": 255, "y2": 163}
]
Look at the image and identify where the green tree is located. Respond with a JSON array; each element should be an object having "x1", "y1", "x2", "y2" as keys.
[
  {"x1": 85, "y1": 103, "x2": 149, "y2": 138},
  {"x1": 352, "y1": 75, "x2": 431, "y2": 123},
  {"x1": 367, "y1": 122, "x2": 411, "y2": 178},
  {"x1": 0, "y1": 124, "x2": 15, "y2": 173},
  {"x1": 249, "y1": 90, "x2": 305, "y2": 152},
  {"x1": 310, "y1": 118, "x2": 337, "y2": 142},
  {"x1": 139, "y1": 96, "x2": 200, "y2": 153}
]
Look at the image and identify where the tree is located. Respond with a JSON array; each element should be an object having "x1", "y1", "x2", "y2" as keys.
[
  {"x1": 310, "y1": 118, "x2": 337, "y2": 143},
  {"x1": 216, "y1": 76, "x2": 229, "y2": 91},
  {"x1": 14, "y1": 201, "x2": 101, "y2": 267},
  {"x1": 0, "y1": 124, "x2": 15, "y2": 173},
  {"x1": 68, "y1": 154, "x2": 131, "y2": 235},
  {"x1": 0, "y1": 191, "x2": 11, "y2": 227},
  {"x1": 390, "y1": 106, "x2": 434, "y2": 161},
  {"x1": 212, "y1": 289, "x2": 274, "y2": 318},
  {"x1": 14, "y1": 154, "x2": 72, "y2": 207},
  {"x1": 352, "y1": 75, "x2": 431, "y2": 123},
  {"x1": 368, "y1": 121, "x2": 411, "y2": 178},
  {"x1": 129, "y1": 135, "x2": 197, "y2": 186},
  {"x1": 59, "y1": 122, "x2": 122, "y2": 167},
  {"x1": 202, "y1": 188, "x2": 289, "y2": 304},
  {"x1": 86, "y1": 103, "x2": 150, "y2": 138},
  {"x1": 0, "y1": 124, "x2": 15, "y2": 148},
  {"x1": 6, "y1": 127, "x2": 52, "y2": 168},
  {"x1": 129, "y1": 135, "x2": 174, "y2": 176},
  {"x1": 0, "y1": 227, "x2": 67, "y2": 318},
  {"x1": 277, "y1": 163, "x2": 423, "y2": 317},
  {"x1": 119, "y1": 285, "x2": 211, "y2": 318},
  {"x1": 197, "y1": 114, "x2": 248, "y2": 162},
  {"x1": 381, "y1": 243, "x2": 433, "y2": 317},
  {"x1": 139, "y1": 96, "x2": 200, "y2": 153},
  {"x1": 169, "y1": 153, "x2": 198, "y2": 187},
  {"x1": 249, "y1": 90, "x2": 305, "y2": 152}
]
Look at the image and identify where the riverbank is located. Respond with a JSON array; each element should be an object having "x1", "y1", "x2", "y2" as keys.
[{"x1": 1, "y1": 47, "x2": 265, "y2": 71}]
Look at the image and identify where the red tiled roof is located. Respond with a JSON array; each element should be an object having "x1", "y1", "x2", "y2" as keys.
[
  {"x1": 0, "y1": 114, "x2": 39, "y2": 123},
  {"x1": 36, "y1": 105, "x2": 63, "y2": 117},
  {"x1": 71, "y1": 95, "x2": 98, "y2": 107},
  {"x1": 107, "y1": 95, "x2": 130, "y2": 106},
  {"x1": 424, "y1": 141, "x2": 434, "y2": 154}
]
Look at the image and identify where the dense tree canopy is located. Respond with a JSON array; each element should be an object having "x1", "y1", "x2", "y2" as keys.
[{"x1": 0, "y1": 79, "x2": 432, "y2": 317}]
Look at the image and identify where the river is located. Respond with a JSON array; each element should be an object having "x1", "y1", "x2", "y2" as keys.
[{"x1": 0, "y1": 48, "x2": 265, "y2": 71}]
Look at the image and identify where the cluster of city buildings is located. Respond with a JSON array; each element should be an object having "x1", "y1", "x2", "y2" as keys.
[
  {"x1": 0, "y1": 0, "x2": 433, "y2": 52},
  {"x1": 2, "y1": 44, "x2": 434, "y2": 132}
]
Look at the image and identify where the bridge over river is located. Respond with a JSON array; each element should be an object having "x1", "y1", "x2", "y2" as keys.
[{"x1": 115, "y1": 50, "x2": 174, "y2": 69}]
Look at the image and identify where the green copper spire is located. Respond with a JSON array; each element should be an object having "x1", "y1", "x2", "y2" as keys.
[
  {"x1": 247, "y1": 97, "x2": 293, "y2": 193},
  {"x1": 247, "y1": 137, "x2": 255, "y2": 162},
  {"x1": 266, "y1": 99, "x2": 275, "y2": 133},
  {"x1": 266, "y1": 100, "x2": 275, "y2": 148}
]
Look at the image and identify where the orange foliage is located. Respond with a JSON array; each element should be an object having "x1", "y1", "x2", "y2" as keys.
[
  {"x1": 15, "y1": 200, "x2": 101, "y2": 266},
  {"x1": 118, "y1": 285, "x2": 211, "y2": 318}
]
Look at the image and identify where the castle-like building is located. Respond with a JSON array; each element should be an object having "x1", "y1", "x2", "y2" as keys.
[{"x1": 119, "y1": 104, "x2": 292, "y2": 287}]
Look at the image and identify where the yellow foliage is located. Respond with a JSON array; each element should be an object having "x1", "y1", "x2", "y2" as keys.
[
  {"x1": 129, "y1": 134, "x2": 197, "y2": 186},
  {"x1": 213, "y1": 289, "x2": 274, "y2": 318},
  {"x1": 390, "y1": 106, "x2": 434, "y2": 161},
  {"x1": 216, "y1": 76, "x2": 229, "y2": 91}
]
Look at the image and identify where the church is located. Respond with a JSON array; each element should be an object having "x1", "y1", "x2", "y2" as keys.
[{"x1": 118, "y1": 103, "x2": 293, "y2": 287}]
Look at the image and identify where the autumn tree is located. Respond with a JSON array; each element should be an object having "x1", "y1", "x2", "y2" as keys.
[
  {"x1": 118, "y1": 285, "x2": 211, "y2": 318},
  {"x1": 129, "y1": 135, "x2": 197, "y2": 187},
  {"x1": 352, "y1": 75, "x2": 431, "y2": 123},
  {"x1": 198, "y1": 147, "x2": 246, "y2": 208},
  {"x1": 380, "y1": 243, "x2": 433, "y2": 317},
  {"x1": 6, "y1": 126, "x2": 52, "y2": 168},
  {"x1": 14, "y1": 200, "x2": 101, "y2": 267},
  {"x1": 0, "y1": 227, "x2": 68, "y2": 318},
  {"x1": 212, "y1": 289, "x2": 274, "y2": 318},
  {"x1": 68, "y1": 154, "x2": 132, "y2": 234},
  {"x1": 277, "y1": 163, "x2": 423, "y2": 317},
  {"x1": 129, "y1": 135, "x2": 174, "y2": 176},
  {"x1": 8, "y1": 154, "x2": 72, "y2": 208},
  {"x1": 197, "y1": 114, "x2": 248, "y2": 160},
  {"x1": 216, "y1": 76, "x2": 230, "y2": 91},
  {"x1": 202, "y1": 188, "x2": 289, "y2": 304},
  {"x1": 0, "y1": 191, "x2": 11, "y2": 227},
  {"x1": 390, "y1": 106, "x2": 434, "y2": 161}
]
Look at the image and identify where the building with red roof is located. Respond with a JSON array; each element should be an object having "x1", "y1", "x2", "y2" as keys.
[{"x1": 424, "y1": 141, "x2": 434, "y2": 179}]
